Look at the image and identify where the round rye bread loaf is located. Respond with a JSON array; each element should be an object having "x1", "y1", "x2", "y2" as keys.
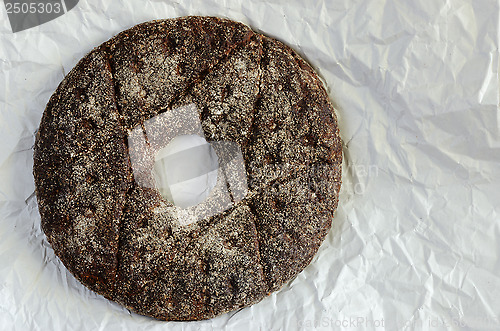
[{"x1": 33, "y1": 16, "x2": 342, "y2": 321}]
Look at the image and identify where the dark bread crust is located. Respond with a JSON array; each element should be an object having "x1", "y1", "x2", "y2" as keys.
[{"x1": 33, "y1": 16, "x2": 342, "y2": 320}]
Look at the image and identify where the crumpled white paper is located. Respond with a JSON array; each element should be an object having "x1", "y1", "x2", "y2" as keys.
[
  {"x1": 153, "y1": 134, "x2": 219, "y2": 209},
  {"x1": 1, "y1": 0, "x2": 499, "y2": 330}
]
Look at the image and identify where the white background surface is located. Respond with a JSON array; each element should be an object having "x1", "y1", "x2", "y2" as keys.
[{"x1": 1, "y1": 0, "x2": 499, "y2": 330}]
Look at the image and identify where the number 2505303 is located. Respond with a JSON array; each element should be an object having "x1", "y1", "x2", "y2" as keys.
[{"x1": 5, "y1": 2, "x2": 62, "y2": 14}]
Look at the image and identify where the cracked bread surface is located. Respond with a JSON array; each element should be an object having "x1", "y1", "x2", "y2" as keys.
[{"x1": 33, "y1": 16, "x2": 342, "y2": 321}]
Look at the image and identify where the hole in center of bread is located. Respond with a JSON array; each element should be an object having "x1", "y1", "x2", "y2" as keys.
[{"x1": 152, "y1": 134, "x2": 219, "y2": 208}]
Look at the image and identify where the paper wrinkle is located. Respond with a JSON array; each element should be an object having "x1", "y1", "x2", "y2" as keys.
[
  {"x1": 153, "y1": 134, "x2": 219, "y2": 209},
  {"x1": 1, "y1": 0, "x2": 500, "y2": 330}
]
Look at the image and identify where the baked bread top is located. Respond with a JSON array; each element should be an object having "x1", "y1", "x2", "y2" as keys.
[{"x1": 33, "y1": 16, "x2": 342, "y2": 321}]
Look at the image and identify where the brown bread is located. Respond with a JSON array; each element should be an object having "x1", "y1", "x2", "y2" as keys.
[{"x1": 33, "y1": 16, "x2": 342, "y2": 321}]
